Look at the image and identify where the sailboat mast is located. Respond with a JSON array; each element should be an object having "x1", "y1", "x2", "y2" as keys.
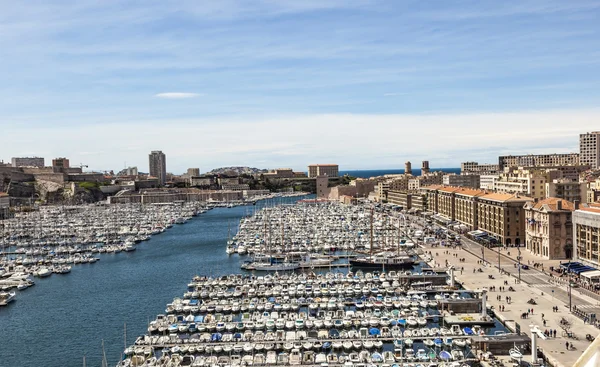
[
  {"x1": 370, "y1": 207, "x2": 374, "y2": 259},
  {"x1": 397, "y1": 218, "x2": 401, "y2": 256}
]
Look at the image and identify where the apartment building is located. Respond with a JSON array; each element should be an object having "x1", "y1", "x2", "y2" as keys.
[
  {"x1": 580, "y1": 132, "x2": 600, "y2": 169},
  {"x1": 437, "y1": 186, "x2": 460, "y2": 221},
  {"x1": 11, "y1": 157, "x2": 44, "y2": 168},
  {"x1": 387, "y1": 190, "x2": 411, "y2": 209},
  {"x1": 573, "y1": 203, "x2": 600, "y2": 267},
  {"x1": 308, "y1": 164, "x2": 339, "y2": 178},
  {"x1": 498, "y1": 153, "x2": 580, "y2": 170},
  {"x1": 460, "y1": 161, "x2": 500, "y2": 174},
  {"x1": 480, "y1": 175, "x2": 499, "y2": 190},
  {"x1": 495, "y1": 167, "x2": 561, "y2": 199},
  {"x1": 409, "y1": 172, "x2": 443, "y2": 191},
  {"x1": 546, "y1": 179, "x2": 587, "y2": 204},
  {"x1": 423, "y1": 185, "x2": 533, "y2": 245},
  {"x1": 524, "y1": 198, "x2": 574, "y2": 259},
  {"x1": 443, "y1": 173, "x2": 480, "y2": 188},
  {"x1": 477, "y1": 192, "x2": 532, "y2": 246},
  {"x1": 377, "y1": 176, "x2": 410, "y2": 202},
  {"x1": 454, "y1": 188, "x2": 486, "y2": 231}
]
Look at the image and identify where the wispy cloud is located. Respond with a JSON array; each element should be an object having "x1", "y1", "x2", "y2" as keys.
[
  {"x1": 0, "y1": 0, "x2": 599, "y2": 171},
  {"x1": 154, "y1": 93, "x2": 202, "y2": 99}
]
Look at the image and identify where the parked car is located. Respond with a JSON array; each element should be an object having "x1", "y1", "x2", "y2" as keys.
[{"x1": 521, "y1": 264, "x2": 529, "y2": 270}]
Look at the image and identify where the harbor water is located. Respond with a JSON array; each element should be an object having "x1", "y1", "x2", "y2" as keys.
[{"x1": 0, "y1": 196, "x2": 307, "y2": 367}]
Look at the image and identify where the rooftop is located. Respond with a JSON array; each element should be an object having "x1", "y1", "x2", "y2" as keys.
[
  {"x1": 480, "y1": 192, "x2": 533, "y2": 202},
  {"x1": 526, "y1": 197, "x2": 575, "y2": 212}
]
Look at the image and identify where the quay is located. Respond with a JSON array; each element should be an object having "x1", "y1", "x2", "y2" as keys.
[{"x1": 406, "y1": 212, "x2": 598, "y2": 367}]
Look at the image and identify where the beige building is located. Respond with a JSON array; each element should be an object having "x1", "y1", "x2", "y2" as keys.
[
  {"x1": 524, "y1": 198, "x2": 574, "y2": 259},
  {"x1": 454, "y1": 188, "x2": 486, "y2": 231},
  {"x1": 546, "y1": 179, "x2": 587, "y2": 204},
  {"x1": 423, "y1": 185, "x2": 532, "y2": 245},
  {"x1": 580, "y1": 131, "x2": 600, "y2": 169},
  {"x1": 477, "y1": 192, "x2": 532, "y2": 246},
  {"x1": 573, "y1": 203, "x2": 600, "y2": 267},
  {"x1": 499, "y1": 153, "x2": 580, "y2": 170},
  {"x1": 308, "y1": 164, "x2": 339, "y2": 178},
  {"x1": 387, "y1": 190, "x2": 411, "y2": 209},
  {"x1": 495, "y1": 167, "x2": 561, "y2": 199},
  {"x1": 409, "y1": 172, "x2": 443, "y2": 191},
  {"x1": 436, "y1": 186, "x2": 461, "y2": 221}
]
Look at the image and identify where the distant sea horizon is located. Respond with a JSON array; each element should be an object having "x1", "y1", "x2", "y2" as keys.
[{"x1": 340, "y1": 168, "x2": 460, "y2": 178}]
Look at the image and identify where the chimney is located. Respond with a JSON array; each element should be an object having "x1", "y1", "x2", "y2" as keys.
[
  {"x1": 574, "y1": 200, "x2": 580, "y2": 210},
  {"x1": 557, "y1": 200, "x2": 562, "y2": 211}
]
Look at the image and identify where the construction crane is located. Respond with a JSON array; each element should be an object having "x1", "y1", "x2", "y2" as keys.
[{"x1": 78, "y1": 163, "x2": 88, "y2": 171}]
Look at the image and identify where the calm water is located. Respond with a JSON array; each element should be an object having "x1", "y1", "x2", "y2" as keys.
[
  {"x1": 340, "y1": 168, "x2": 460, "y2": 178},
  {"x1": 0, "y1": 195, "x2": 308, "y2": 367}
]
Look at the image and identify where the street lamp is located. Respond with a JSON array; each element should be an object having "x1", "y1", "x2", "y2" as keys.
[
  {"x1": 568, "y1": 263, "x2": 573, "y2": 312},
  {"x1": 517, "y1": 246, "x2": 521, "y2": 283}
]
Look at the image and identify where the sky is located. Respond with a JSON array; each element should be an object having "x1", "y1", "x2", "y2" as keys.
[{"x1": 1, "y1": 0, "x2": 600, "y2": 173}]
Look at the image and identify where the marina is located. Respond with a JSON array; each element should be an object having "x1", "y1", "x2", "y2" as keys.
[{"x1": 116, "y1": 201, "x2": 520, "y2": 367}]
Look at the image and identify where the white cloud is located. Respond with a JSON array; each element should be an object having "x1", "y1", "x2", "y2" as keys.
[{"x1": 154, "y1": 93, "x2": 202, "y2": 99}]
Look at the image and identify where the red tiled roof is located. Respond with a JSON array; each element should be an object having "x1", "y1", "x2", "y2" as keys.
[{"x1": 532, "y1": 197, "x2": 575, "y2": 211}]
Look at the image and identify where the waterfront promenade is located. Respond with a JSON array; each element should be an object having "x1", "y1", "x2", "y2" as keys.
[{"x1": 409, "y1": 215, "x2": 599, "y2": 367}]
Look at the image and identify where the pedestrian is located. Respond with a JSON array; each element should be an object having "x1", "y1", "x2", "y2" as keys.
[
  {"x1": 542, "y1": 313, "x2": 545, "y2": 319},
  {"x1": 531, "y1": 308, "x2": 534, "y2": 314},
  {"x1": 543, "y1": 320, "x2": 546, "y2": 327},
  {"x1": 554, "y1": 329, "x2": 557, "y2": 338},
  {"x1": 566, "y1": 341, "x2": 569, "y2": 350}
]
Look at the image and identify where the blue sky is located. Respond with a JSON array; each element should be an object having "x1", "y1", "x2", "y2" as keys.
[{"x1": 1, "y1": 0, "x2": 600, "y2": 173}]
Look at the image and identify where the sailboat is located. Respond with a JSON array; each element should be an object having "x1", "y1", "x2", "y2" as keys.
[
  {"x1": 350, "y1": 209, "x2": 414, "y2": 269},
  {"x1": 509, "y1": 345, "x2": 523, "y2": 361},
  {"x1": 251, "y1": 218, "x2": 298, "y2": 271},
  {"x1": 226, "y1": 222, "x2": 235, "y2": 255}
]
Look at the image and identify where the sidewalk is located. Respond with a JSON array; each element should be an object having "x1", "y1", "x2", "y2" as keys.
[{"x1": 423, "y1": 243, "x2": 600, "y2": 367}]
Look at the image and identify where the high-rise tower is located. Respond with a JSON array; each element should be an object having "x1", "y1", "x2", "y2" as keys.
[{"x1": 149, "y1": 150, "x2": 167, "y2": 185}]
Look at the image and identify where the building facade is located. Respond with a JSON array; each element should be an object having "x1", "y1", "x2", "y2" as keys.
[
  {"x1": 149, "y1": 150, "x2": 167, "y2": 185},
  {"x1": 52, "y1": 157, "x2": 70, "y2": 170},
  {"x1": 443, "y1": 173, "x2": 480, "y2": 188},
  {"x1": 580, "y1": 131, "x2": 600, "y2": 170},
  {"x1": 480, "y1": 175, "x2": 499, "y2": 190},
  {"x1": 524, "y1": 198, "x2": 574, "y2": 259},
  {"x1": 308, "y1": 164, "x2": 339, "y2": 178},
  {"x1": 499, "y1": 153, "x2": 580, "y2": 170},
  {"x1": 476, "y1": 193, "x2": 532, "y2": 246},
  {"x1": 573, "y1": 203, "x2": 600, "y2": 267},
  {"x1": 460, "y1": 161, "x2": 500, "y2": 174},
  {"x1": 11, "y1": 157, "x2": 44, "y2": 168},
  {"x1": 187, "y1": 168, "x2": 200, "y2": 177},
  {"x1": 387, "y1": 190, "x2": 411, "y2": 209},
  {"x1": 454, "y1": 188, "x2": 485, "y2": 230},
  {"x1": 546, "y1": 179, "x2": 587, "y2": 204},
  {"x1": 0, "y1": 192, "x2": 9, "y2": 219}
]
